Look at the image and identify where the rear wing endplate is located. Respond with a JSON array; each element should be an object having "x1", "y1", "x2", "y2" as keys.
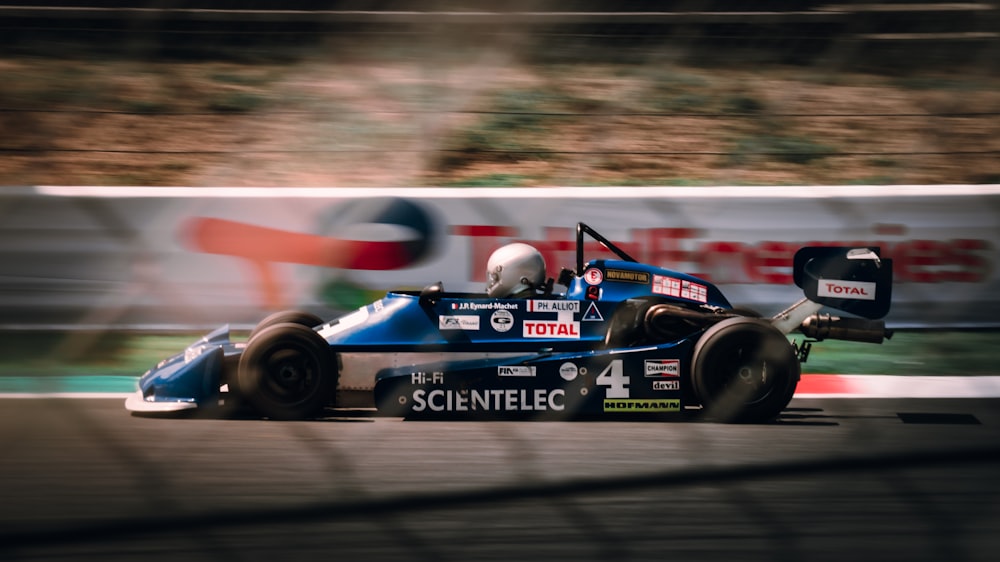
[{"x1": 793, "y1": 246, "x2": 893, "y2": 320}]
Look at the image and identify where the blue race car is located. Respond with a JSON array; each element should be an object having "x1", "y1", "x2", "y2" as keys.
[{"x1": 126, "y1": 223, "x2": 893, "y2": 423}]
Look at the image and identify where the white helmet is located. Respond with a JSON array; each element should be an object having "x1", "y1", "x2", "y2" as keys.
[{"x1": 486, "y1": 243, "x2": 546, "y2": 298}]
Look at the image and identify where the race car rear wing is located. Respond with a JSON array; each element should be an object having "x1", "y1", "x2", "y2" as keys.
[
  {"x1": 773, "y1": 246, "x2": 893, "y2": 344},
  {"x1": 793, "y1": 246, "x2": 892, "y2": 320}
]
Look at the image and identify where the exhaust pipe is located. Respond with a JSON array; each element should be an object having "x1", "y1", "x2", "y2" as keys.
[{"x1": 799, "y1": 314, "x2": 893, "y2": 344}]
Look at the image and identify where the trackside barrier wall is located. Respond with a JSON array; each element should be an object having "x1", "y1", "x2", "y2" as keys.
[{"x1": 0, "y1": 185, "x2": 997, "y2": 330}]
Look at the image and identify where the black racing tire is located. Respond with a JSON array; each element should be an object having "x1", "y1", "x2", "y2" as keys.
[
  {"x1": 690, "y1": 317, "x2": 799, "y2": 423},
  {"x1": 238, "y1": 322, "x2": 336, "y2": 420},
  {"x1": 227, "y1": 310, "x2": 325, "y2": 402},
  {"x1": 248, "y1": 310, "x2": 325, "y2": 340}
]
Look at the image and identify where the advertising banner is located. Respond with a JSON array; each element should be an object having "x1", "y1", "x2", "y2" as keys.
[{"x1": 0, "y1": 185, "x2": 996, "y2": 329}]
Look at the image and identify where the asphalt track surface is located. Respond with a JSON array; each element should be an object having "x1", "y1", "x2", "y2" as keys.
[{"x1": 1, "y1": 397, "x2": 999, "y2": 562}]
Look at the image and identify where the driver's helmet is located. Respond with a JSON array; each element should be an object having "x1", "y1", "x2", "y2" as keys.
[{"x1": 486, "y1": 243, "x2": 546, "y2": 298}]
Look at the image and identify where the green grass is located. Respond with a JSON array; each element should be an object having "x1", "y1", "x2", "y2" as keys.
[
  {"x1": 723, "y1": 95, "x2": 765, "y2": 114},
  {"x1": 654, "y1": 92, "x2": 714, "y2": 112},
  {"x1": 435, "y1": 88, "x2": 584, "y2": 172},
  {"x1": 892, "y1": 77, "x2": 988, "y2": 91},
  {"x1": 727, "y1": 135, "x2": 834, "y2": 166},
  {"x1": 793, "y1": 331, "x2": 999, "y2": 376},
  {"x1": 207, "y1": 91, "x2": 267, "y2": 113},
  {"x1": 0, "y1": 331, "x2": 216, "y2": 377},
  {"x1": 209, "y1": 71, "x2": 277, "y2": 87},
  {"x1": 442, "y1": 173, "x2": 534, "y2": 187},
  {"x1": 121, "y1": 99, "x2": 173, "y2": 114},
  {"x1": 0, "y1": 330, "x2": 995, "y2": 379}
]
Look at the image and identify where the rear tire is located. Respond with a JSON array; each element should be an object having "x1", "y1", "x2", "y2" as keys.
[
  {"x1": 238, "y1": 323, "x2": 336, "y2": 420},
  {"x1": 691, "y1": 317, "x2": 799, "y2": 423}
]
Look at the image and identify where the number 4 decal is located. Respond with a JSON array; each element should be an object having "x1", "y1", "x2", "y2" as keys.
[{"x1": 596, "y1": 360, "x2": 630, "y2": 398}]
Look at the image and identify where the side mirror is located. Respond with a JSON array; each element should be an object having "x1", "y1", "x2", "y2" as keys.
[
  {"x1": 557, "y1": 267, "x2": 576, "y2": 288},
  {"x1": 419, "y1": 281, "x2": 444, "y2": 307}
]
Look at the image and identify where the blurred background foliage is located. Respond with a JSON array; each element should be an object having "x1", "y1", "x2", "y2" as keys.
[{"x1": 0, "y1": 0, "x2": 997, "y2": 187}]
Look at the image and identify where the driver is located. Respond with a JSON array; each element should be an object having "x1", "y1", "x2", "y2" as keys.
[{"x1": 485, "y1": 243, "x2": 546, "y2": 298}]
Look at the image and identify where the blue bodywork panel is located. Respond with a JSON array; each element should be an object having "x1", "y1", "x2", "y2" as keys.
[
  {"x1": 315, "y1": 259, "x2": 729, "y2": 352},
  {"x1": 373, "y1": 339, "x2": 698, "y2": 418},
  {"x1": 126, "y1": 326, "x2": 241, "y2": 413}
]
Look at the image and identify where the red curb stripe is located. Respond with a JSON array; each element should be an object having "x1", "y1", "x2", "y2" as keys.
[{"x1": 796, "y1": 374, "x2": 856, "y2": 395}]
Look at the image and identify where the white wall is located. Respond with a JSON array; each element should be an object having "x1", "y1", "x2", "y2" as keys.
[{"x1": 1, "y1": 185, "x2": 996, "y2": 329}]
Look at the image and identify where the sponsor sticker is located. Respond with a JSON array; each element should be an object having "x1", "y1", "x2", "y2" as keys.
[
  {"x1": 605, "y1": 269, "x2": 651, "y2": 284},
  {"x1": 527, "y1": 300, "x2": 579, "y2": 313},
  {"x1": 498, "y1": 365, "x2": 536, "y2": 377},
  {"x1": 524, "y1": 321, "x2": 580, "y2": 338},
  {"x1": 653, "y1": 380, "x2": 680, "y2": 391},
  {"x1": 583, "y1": 268, "x2": 604, "y2": 285},
  {"x1": 603, "y1": 399, "x2": 680, "y2": 412},
  {"x1": 412, "y1": 388, "x2": 565, "y2": 412},
  {"x1": 818, "y1": 279, "x2": 876, "y2": 301},
  {"x1": 452, "y1": 302, "x2": 519, "y2": 311},
  {"x1": 525, "y1": 299, "x2": 580, "y2": 338},
  {"x1": 652, "y1": 275, "x2": 707, "y2": 303},
  {"x1": 559, "y1": 362, "x2": 579, "y2": 381},
  {"x1": 491, "y1": 309, "x2": 514, "y2": 332},
  {"x1": 582, "y1": 301, "x2": 604, "y2": 321},
  {"x1": 410, "y1": 372, "x2": 445, "y2": 385},
  {"x1": 645, "y1": 359, "x2": 680, "y2": 378},
  {"x1": 439, "y1": 315, "x2": 480, "y2": 330}
]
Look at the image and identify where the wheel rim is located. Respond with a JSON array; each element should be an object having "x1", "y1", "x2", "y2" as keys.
[
  {"x1": 704, "y1": 334, "x2": 779, "y2": 406},
  {"x1": 259, "y1": 345, "x2": 321, "y2": 405}
]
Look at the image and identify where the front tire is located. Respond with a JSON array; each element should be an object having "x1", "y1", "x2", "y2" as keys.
[
  {"x1": 238, "y1": 323, "x2": 336, "y2": 420},
  {"x1": 227, "y1": 310, "x2": 326, "y2": 402},
  {"x1": 690, "y1": 317, "x2": 799, "y2": 423},
  {"x1": 248, "y1": 310, "x2": 325, "y2": 340}
]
